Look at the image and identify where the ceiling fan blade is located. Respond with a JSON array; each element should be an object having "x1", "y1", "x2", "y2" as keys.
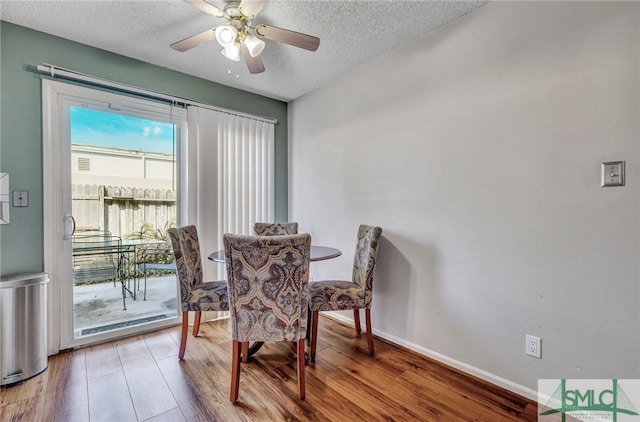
[
  {"x1": 184, "y1": 0, "x2": 227, "y2": 18},
  {"x1": 238, "y1": 0, "x2": 268, "y2": 19},
  {"x1": 171, "y1": 28, "x2": 217, "y2": 52},
  {"x1": 241, "y1": 44, "x2": 265, "y2": 74},
  {"x1": 255, "y1": 24, "x2": 320, "y2": 52}
]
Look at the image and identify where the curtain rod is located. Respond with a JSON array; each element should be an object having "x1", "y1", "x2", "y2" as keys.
[{"x1": 33, "y1": 63, "x2": 278, "y2": 125}]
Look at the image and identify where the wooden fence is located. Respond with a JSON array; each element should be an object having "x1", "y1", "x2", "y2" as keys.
[{"x1": 72, "y1": 184, "x2": 176, "y2": 239}]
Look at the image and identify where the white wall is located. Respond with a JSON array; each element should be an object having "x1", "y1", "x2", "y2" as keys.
[{"x1": 289, "y1": 1, "x2": 639, "y2": 398}]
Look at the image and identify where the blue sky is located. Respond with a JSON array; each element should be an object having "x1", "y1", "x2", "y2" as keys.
[{"x1": 70, "y1": 107, "x2": 176, "y2": 154}]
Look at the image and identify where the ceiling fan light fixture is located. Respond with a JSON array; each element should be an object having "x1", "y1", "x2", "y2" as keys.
[
  {"x1": 216, "y1": 25, "x2": 238, "y2": 47},
  {"x1": 243, "y1": 34, "x2": 265, "y2": 57},
  {"x1": 174, "y1": 0, "x2": 321, "y2": 76},
  {"x1": 221, "y1": 43, "x2": 241, "y2": 61}
]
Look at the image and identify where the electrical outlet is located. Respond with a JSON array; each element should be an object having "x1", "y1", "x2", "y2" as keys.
[{"x1": 526, "y1": 335, "x2": 541, "y2": 359}]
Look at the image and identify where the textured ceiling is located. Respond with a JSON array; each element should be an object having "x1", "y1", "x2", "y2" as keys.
[{"x1": 0, "y1": 0, "x2": 487, "y2": 102}]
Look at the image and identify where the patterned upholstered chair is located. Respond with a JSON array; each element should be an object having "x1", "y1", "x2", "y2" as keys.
[
  {"x1": 309, "y1": 225, "x2": 383, "y2": 360},
  {"x1": 253, "y1": 222, "x2": 299, "y2": 236},
  {"x1": 223, "y1": 233, "x2": 311, "y2": 402},
  {"x1": 168, "y1": 225, "x2": 229, "y2": 360}
]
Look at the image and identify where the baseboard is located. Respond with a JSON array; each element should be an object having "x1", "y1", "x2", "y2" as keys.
[{"x1": 323, "y1": 312, "x2": 539, "y2": 402}]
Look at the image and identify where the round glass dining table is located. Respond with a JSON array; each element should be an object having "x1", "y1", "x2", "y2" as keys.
[
  {"x1": 207, "y1": 245, "x2": 342, "y2": 358},
  {"x1": 207, "y1": 245, "x2": 341, "y2": 263}
]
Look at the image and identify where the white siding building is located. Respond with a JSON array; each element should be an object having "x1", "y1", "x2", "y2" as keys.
[{"x1": 72, "y1": 144, "x2": 175, "y2": 189}]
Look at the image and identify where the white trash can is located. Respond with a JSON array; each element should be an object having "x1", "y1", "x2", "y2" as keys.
[{"x1": 1, "y1": 272, "x2": 49, "y2": 387}]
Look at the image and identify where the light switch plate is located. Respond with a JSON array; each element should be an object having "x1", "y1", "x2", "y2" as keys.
[
  {"x1": 12, "y1": 190, "x2": 28, "y2": 207},
  {"x1": 601, "y1": 161, "x2": 625, "y2": 187}
]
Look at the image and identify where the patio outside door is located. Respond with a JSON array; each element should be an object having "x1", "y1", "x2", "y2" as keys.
[{"x1": 43, "y1": 80, "x2": 186, "y2": 350}]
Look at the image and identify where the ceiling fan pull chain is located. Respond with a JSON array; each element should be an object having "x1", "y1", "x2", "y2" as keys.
[{"x1": 227, "y1": 63, "x2": 240, "y2": 80}]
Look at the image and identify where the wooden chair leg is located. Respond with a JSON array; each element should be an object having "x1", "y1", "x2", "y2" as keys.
[
  {"x1": 306, "y1": 307, "x2": 312, "y2": 344},
  {"x1": 353, "y1": 309, "x2": 361, "y2": 335},
  {"x1": 365, "y1": 308, "x2": 374, "y2": 356},
  {"x1": 310, "y1": 311, "x2": 319, "y2": 361},
  {"x1": 192, "y1": 311, "x2": 202, "y2": 336},
  {"x1": 241, "y1": 341, "x2": 249, "y2": 363},
  {"x1": 230, "y1": 340, "x2": 241, "y2": 403},
  {"x1": 178, "y1": 311, "x2": 189, "y2": 360},
  {"x1": 296, "y1": 340, "x2": 306, "y2": 400}
]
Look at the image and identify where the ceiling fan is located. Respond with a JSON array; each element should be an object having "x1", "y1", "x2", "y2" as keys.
[{"x1": 171, "y1": 0, "x2": 320, "y2": 74}]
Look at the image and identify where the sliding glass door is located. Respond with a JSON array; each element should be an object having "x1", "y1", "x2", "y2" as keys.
[
  {"x1": 43, "y1": 80, "x2": 186, "y2": 349},
  {"x1": 43, "y1": 79, "x2": 276, "y2": 353}
]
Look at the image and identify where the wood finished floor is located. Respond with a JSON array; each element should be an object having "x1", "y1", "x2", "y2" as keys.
[{"x1": 1, "y1": 316, "x2": 538, "y2": 421}]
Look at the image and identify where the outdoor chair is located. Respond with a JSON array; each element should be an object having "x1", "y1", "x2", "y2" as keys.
[
  {"x1": 72, "y1": 231, "x2": 129, "y2": 310},
  {"x1": 223, "y1": 233, "x2": 311, "y2": 402},
  {"x1": 137, "y1": 245, "x2": 177, "y2": 300},
  {"x1": 72, "y1": 229, "x2": 120, "y2": 287}
]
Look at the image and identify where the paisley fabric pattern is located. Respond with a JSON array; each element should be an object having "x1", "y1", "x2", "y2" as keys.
[
  {"x1": 308, "y1": 280, "x2": 365, "y2": 311},
  {"x1": 168, "y1": 225, "x2": 229, "y2": 312},
  {"x1": 253, "y1": 222, "x2": 299, "y2": 236},
  {"x1": 309, "y1": 225, "x2": 382, "y2": 312},
  {"x1": 223, "y1": 233, "x2": 311, "y2": 342}
]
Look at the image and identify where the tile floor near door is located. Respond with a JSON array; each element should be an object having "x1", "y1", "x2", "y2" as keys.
[{"x1": 73, "y1": 275, "x2": 178, "y2": 338}]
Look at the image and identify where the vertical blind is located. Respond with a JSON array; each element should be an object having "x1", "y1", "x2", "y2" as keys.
[
  {"x1": 186, "y1": 106, "x2": 275, "y2": 281},
  {"x1": 217, "y1": 112, "x2": 275, "y2": 237}
]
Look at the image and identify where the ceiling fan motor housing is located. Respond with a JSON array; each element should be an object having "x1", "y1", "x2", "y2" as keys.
[{"x1": 224, "y1": 1, "x2": 243, "y2": 18}]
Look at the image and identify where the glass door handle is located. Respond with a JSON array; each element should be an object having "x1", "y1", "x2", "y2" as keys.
[{"x1": 64, "y1": 214, "x2": 76, "y2": 240}]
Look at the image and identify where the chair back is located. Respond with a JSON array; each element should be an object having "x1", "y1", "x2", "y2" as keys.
[
  {"x1": 223, "y1": 233, "x2": 311, "y2": 343},
  {"x1": 352, "y1": 225, "x2": 383, "y2": 304},
  {"x1": 253, "y1": 222, "x2": 298, "y2": 236},
  {"x1": 72, "y1": 232, "x2": 123, "y2": 284},
  {"x1": 168, "y1": 225, "x2": 204, "y2": 305}
]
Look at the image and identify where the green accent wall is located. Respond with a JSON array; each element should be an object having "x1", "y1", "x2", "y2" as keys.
[{"x1": 0, "y1": 21, "x2": 288, "y2": 276}]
